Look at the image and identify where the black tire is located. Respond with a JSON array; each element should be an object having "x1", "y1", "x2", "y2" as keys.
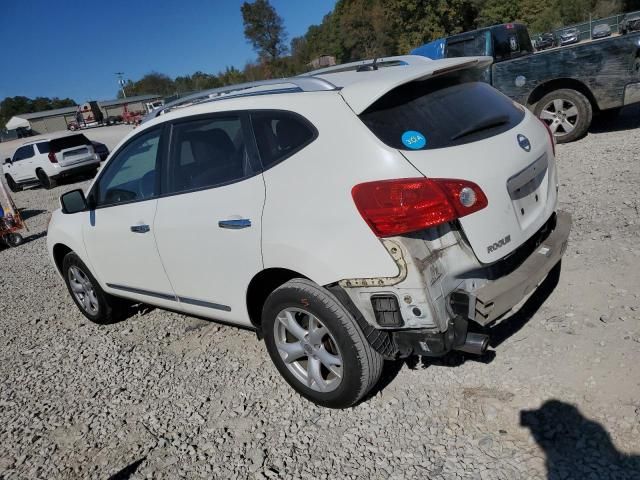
[
  {"x1": 5, "y1": 175, "x2": 22, "y2": 192},
  {"x1": 3, "y1": 233, "x2": 23, "y2": 247},
  {"x1": 262, "y1": 278, "x2": 383, "y2": 408},
  {"x1": 534, "y1": 88, "x2": 592, "y2": 144},
  {"x1": 36, "y1": 169, "x2": 56, "y2": 190},
  {"x1": 62, "y1": 252, "x2": 128, "y2": 324}
]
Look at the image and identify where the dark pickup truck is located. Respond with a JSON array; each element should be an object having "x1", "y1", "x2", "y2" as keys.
[{"x1": 412, "y1": 23, "x2": 640, "y2": 142}]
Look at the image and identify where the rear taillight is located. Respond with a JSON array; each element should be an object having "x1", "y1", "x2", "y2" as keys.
[
  {"x1": 351, "y1": 178, "x2": 488, "y2": 237},
  {"x1": 539, "y1": 118, "x2": 556, "y2": 156},
  {"x1": 48, "y1": 151, "x2": 58, "y2": 163}
]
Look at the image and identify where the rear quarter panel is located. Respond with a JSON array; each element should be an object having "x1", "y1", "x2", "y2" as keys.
[
  {"x1": 493, "y1": 33, "x2": 640, "y2": 109},
  {"x1": 257, "y1": 93, "x2": 424, "y2": 286}
]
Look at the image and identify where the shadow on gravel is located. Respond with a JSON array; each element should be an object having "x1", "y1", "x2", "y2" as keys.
[
  {"x1": 589, "y1": 104, "x2": 640, "y2": 134},
  {"x1": 521, "y1": 400, "x2": 640, "y2": 480},
  {"x1": 363, "y1": 261, "x2": 563, "y2": 402},
  {"x1": 364, "y1": 351, "x2": 497, "y2": 401},
  {"x1": 21, "y1": 230, "x2": 48, "y2": 245},
  {"x1": 485, "y1": 260, "x2": 562, "y2": 349},
  {"x1": 106, "y1": 456, "x2": 146, "y2": 480},
  {"x1": 18, "y1": 208, "x2": 46, "y2": 221}
]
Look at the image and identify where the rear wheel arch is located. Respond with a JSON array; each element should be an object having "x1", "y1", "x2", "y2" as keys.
[
  {"x1": 527, "y1": 78, "x2": 598, "y2": 111},
  {"x1": 246, "y1": 268, "x2": 309, "y2": 334}
]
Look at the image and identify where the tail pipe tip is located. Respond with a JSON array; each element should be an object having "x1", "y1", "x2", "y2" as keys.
[{"x1": 454, "y1": 332, "x2": 490, "y2": 355}]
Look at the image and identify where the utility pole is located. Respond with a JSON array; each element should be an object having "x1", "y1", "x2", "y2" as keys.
[{"x1": 115, "y1": 72, "x2": 127, "y2": 98}]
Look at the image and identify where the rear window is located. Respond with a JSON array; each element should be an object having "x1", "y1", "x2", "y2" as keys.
[
  {"x1": 493, "y1": 26, "x2": 533, "y2": 61},
  {"x1": 36, "y1": 142, "x2": 50, "y2": 154},
  {"x1": 446, "y1": 32, "x2": 490, "y2": 57},
  {"x1": 50, "y1": 134, "x2": 91, "y2": 151},
  {"x1": 359, "y1": 71, "x2": 524, "y2": 151}
]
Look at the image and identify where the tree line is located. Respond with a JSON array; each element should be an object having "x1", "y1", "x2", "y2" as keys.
[
  {"x1": 0, "y1": 96, "x2": 76, "y2": 131},
  {"x1": 3, "y1": 0, "x2": 639, "y2": 127},
  {"x1": 117, "y1": 0, "x2": 640, "y2": 98}
]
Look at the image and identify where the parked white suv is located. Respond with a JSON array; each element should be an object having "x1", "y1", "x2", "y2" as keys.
[
  {"x1": 3, "y1": 134, "x2": 100, "y2": 191},
  {"x1": 47, "y1": 56, "x2": 570, "y2": 408}
]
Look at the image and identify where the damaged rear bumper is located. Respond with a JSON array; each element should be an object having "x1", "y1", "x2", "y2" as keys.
[{"x1": 462, "y1": 210, "x2": 571, "y2": 326}]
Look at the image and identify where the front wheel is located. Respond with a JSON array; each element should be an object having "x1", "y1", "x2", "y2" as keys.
[
  {"x1": 262, "y1": 279, "x2": 383, "y2": 408},
  {"x1": 62, "y1": 252, "x2": 127, "y2": 324},
  {"x1": 534, "y1": 89, "x2": 592, "y2": 143}
]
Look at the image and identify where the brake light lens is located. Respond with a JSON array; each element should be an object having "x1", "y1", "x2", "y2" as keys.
[
  {"x1": 48, "y1": 151, "x2": 58, "y2": 163},
  {"x1": 352, "y1": 178, "x2": 488, "y2": 237},
  {"x1": 539, "y1": 118, "x2": 556, "y2": 156}
]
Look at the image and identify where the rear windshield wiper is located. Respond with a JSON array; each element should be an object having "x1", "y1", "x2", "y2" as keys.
[{"x1": 450, "y1": 115, "x2": 510, "y2": 141}]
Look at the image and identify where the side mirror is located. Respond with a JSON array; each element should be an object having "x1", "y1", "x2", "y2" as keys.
[
  {"x1": 4, "y1": 158, "x2": 11, "y2": 165},
  {"x1": 60, "y1": 189, "x2": 88, "y2": 214}
]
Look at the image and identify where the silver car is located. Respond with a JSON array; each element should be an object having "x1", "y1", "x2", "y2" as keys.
[{"x1": 560, "y1": 28, "x2": 580, "y2": 45}]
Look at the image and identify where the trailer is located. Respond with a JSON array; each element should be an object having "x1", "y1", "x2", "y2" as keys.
[{"x1": 0, "y1": 179, "x2": 26, "y2": 247}]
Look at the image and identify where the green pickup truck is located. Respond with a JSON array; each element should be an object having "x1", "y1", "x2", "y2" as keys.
[{"x1": 412, "y1": 23, "x2": 640, "y2": 142}]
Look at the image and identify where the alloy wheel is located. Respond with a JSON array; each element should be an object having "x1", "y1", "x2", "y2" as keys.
[
  {"x1": 273, "y1": 307, "x2": 343, "y2": 393},
  {"x1": 539, "y1": 98, "x2": 579, "y2": 137},
  {"x1": 68, "y1": 266, "x2": 99, "y2": 315}
]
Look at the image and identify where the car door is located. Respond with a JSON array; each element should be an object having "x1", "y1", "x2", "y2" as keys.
[
  {"x1": 10, "y1": 145, "x2": 35, "y2": 181},
  {"x1": 82, "y1": 126, "x2": 176, "y2": 306},
  {"x1": 152, "y1": 113, "x2": 265, "y2": 326}
]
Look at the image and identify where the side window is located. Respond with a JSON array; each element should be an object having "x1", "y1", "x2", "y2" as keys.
[
  {"x1": 167, "y1": 115, "x2": 252, "y2": 194},
  {"x1": 94, "y1": 129, "x2": 161, "y2": 207},
  {"x1": 36, "y1": 142, "x2": 50, "y2": 154},
  {"x1": 251, "y1": 111, "x2": 316, "y2": 169},
  {"x1": 13, "y1": 145, "x2": 35, "y2": 162}
]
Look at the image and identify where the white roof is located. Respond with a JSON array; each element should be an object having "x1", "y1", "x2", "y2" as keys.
[
  {"x1": 5, "y1": 116, "x2": 30, "y2": 130},
  {"x1": 310, "y1": 55, "x2": 493, "y2": 114}
]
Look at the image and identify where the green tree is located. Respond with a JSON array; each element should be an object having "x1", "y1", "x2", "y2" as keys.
[
  {"x1": 241, "y1": 0, "x2": 288, "y2": 61},
  {"x1": 0, "y1": 96, "x2": 75, "y2": 128},
  {"x1": 385, "y1": 0, "x2": 480, "y2": 54}
]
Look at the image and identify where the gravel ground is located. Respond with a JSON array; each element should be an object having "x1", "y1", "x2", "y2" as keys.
[{"x1": 1, "y1": 115, "x2": 639, "y2": 479}]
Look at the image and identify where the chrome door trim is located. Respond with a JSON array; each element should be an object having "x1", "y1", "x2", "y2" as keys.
[{"x1": 106, "y1": 283, "x2": 232, "y2": 312}]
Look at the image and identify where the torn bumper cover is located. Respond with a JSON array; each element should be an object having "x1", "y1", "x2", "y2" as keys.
[{"x1": 466, "y1": 210, "x2": 571, "y2": 326}]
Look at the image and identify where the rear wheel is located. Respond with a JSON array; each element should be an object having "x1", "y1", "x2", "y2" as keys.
[
  {"x1": 62, "y1": 252, "x2": 127, "y2": 324},
  {"x1": 36, "y1": 169, "x2": 56, "y2": 190},
  {"x1": 534, "y1": 89, "x2": 592, "y2": 143},
  {"x1": 262, "y1": 279, "x2": 383, "y2": 408},
  {"x1": 5, "y1": 175, "x2": 22, "y2": 192}
]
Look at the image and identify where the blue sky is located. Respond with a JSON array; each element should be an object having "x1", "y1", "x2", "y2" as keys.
[{"x1": 0, "y1": 0, "x2": 336, "y2": 103}]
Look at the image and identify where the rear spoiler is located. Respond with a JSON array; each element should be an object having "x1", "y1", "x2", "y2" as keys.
[{"x1": 335, "y1": 56, "x2": 493, "y2": 114}]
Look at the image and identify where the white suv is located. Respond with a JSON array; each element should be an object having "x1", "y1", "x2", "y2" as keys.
[
  {"x1": 47, "y1": 56, "x2": 570, "y2": 408},
  {"x1": 3, "y1": 134, "x2": 101, "y2": 191}
]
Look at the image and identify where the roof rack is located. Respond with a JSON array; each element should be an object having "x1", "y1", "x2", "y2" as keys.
[{"x1": 147, "y1": 76, "x2": 338, "y2": 121}]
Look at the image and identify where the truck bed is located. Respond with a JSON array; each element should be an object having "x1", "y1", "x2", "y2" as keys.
[{"x1": 493, "y1": 32, "x2": 640, "y2": 110}]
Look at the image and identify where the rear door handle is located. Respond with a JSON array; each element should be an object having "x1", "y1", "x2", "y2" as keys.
[
  {"x1": 218, "y1": 219, "x2": 251, "y2": 229},
  {"x1": 130, "y1": 224, "x2": 150, "y2": 233}
]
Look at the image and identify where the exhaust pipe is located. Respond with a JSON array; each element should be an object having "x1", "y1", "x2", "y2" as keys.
[{"x1": 453, "y1": 332, "x2": 490, "y2": 355}]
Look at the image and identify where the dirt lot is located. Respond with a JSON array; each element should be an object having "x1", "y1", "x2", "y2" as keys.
[{"x1": 1, "y1": 114, "x2": 639, "y2": 479}]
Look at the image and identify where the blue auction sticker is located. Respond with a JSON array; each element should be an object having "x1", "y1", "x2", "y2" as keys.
[{"x1": 401, "y1": 130, "x2": 427, "y2": 149}]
